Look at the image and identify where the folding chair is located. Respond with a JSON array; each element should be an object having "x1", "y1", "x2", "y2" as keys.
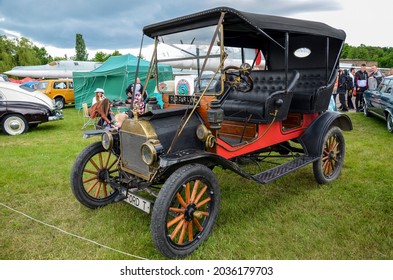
[{"x1": 81, "y1": 103, "x2": 97, "y2": 129}]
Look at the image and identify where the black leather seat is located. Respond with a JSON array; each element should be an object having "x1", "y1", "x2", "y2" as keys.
[
  {"x1": 221, "y1": 70, "x2": 299, "y2": 123},
  {"x1": 289, "y1": 68, "x2": 334, "y2": 113}
]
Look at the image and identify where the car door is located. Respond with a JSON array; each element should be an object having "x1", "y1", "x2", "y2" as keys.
[
  {"x1": 370, "y1": 79, "x2": 390, "y2": 117},
  {"x1": 379, "y1": 79, "x2": 393, "y2": 115},
  {"x1": 368, "y1": 86, "x2": 381, "y2": 116},
  {"x1": 66, "y1": 80, "x2": 74, "y2": 103}
]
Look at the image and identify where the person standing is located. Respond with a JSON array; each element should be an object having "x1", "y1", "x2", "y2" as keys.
[
  {"x1": 368, "y1": 64, "x2": 384, "y2": 90},
  {"x1": 347, "y1": 68, "x2": 355, "y2": 110},
  {"x1": 125, "y1": 77, "x2": 147, "y2": 114},
  {"x1": 337, "y1": 69, "x2": 348, "y2": 112},
  {"x1": 332, "y1": 68, "x2": 340, "y2": 105},
  {"x1": 354, "y1": 64, "x2": 368, "y2": 112}
]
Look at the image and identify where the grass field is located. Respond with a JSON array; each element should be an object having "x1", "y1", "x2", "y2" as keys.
[{"x1": 1, "y1": 108, "x2": 392, "y2": 260}]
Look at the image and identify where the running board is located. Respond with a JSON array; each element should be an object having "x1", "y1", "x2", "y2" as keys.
[{"x1": 252, "y1": 156, "x2": 319, "y2": 184}]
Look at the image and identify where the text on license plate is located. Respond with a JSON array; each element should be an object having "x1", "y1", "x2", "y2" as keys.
[{"x1": 122, "y1": 191, "x2": 151, "y2": 214}]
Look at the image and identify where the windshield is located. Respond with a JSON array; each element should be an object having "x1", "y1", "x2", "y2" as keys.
[
  {"x1": 156, "y1": 25, "x2": 257, "y2": 95},
  {"x1": 37, "y1": 82, "x2": 48, "y2": 90}
]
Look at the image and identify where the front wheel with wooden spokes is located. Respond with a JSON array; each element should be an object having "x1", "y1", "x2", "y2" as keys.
[
  {"x1": 313, "y1": 126, "x2": 346, "y2": 184},
  {"x1": 70, "y1": 142, "x2": 119, "y2": 208},
  {"x1": 151, "y1": 164, "x2": 220, "y2": 258}
]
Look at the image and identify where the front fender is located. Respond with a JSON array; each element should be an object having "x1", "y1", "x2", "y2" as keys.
[
  {"x1": 299, "y1": 111, "x2": 352, "y2": 156},
  {"x1": 83, "y1": 129, "x2": 106, "y2": 139},
  {"x1": 159, "y1": 149, "x2": 254, "y2": 180}
]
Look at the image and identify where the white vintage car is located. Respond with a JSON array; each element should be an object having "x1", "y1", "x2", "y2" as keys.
[{"x1": 0, "y1": 81, "x2": 63, "y2": 135}]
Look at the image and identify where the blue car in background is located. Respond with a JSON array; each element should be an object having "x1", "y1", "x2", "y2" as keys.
[
  {"x1": 363, "y1": 75, "x2": 393, "y2": 132},
  {"x1": 21, "y1": 81, "x2": 38, "y2": 90}
]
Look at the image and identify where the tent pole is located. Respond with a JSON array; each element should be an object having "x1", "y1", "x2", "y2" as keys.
[{"x1": 132, "y1": 33, "x2": 145, "y2": 105}]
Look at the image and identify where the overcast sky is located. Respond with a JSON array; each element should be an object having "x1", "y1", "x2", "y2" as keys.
[{"x1": 0, "y1": 0, "x2": 391, "y2": 59}]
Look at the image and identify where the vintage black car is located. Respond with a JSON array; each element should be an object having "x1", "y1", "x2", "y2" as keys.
[
  {"x1": 0, "y1": 81, "x2": 63, "y2": 135},
  {"x1": 71, "y1": 7, "x2": 352, "y2": 258},
  {"x1": 363, "y1": 75, "x2": 393, "y2": 132}
]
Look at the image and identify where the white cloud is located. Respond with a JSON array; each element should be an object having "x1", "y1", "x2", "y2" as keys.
[{"x1": 292, "y1": 0, "x2": 392, "y2": 47}]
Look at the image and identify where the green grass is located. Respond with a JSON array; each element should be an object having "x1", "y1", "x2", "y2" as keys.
[{"x1": 1, "y1": 108, "x2": 392, "y2": 260}]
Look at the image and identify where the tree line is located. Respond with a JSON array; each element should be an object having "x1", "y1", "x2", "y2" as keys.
[
  {"x1": 0, "y1": 34, "x2": 122, "y2": 74},
  {"x1": 1, "y1": 35, "x2": 393, "y2": 75},
  {"x1": 341, "y1": 43, "x2": 393, "y2": 68}
]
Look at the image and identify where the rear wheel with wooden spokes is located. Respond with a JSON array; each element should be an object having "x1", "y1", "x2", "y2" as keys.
[
  {"x1": 70, "y1": 142, "x2": 119, "y2": 208},
  {"x1": 151, "y1": 164, "x2": 220, "y2": 258},
  {"x1": 313, "y1": 126, "x2": 345, "y2": 184}
]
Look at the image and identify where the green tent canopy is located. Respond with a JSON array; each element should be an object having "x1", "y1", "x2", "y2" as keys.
[{"x1": 73, "y1": 54, "x2": 173, "y2": 109}]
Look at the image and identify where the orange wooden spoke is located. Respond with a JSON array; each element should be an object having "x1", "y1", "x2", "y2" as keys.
[
  {"x1": 89, "y1": 158, "x2": 100, "y2": 171},
  {"x1": 322, "y1": 163, "x2": 328, "y2": 175},
  {"x1": 322, "y1": 155, "x2": 329, "y2": 161},
  {"x1": 178, "y1": 221, "x2": 188, "y2": 244},
  {"x1": 193, "y1": 217, "x2": 203, "y2": 232},
  {"x1": 98, "y1": 152, "x2": 103, "y2": 169},
  {"x1": 86, "y1": 179, "x2": 99, "y2": 193},
  {"x1": 332, "y1": 138, "x2": 337, "y2": 150},
  {"x1": 169, "y1": 207, "x2": 185, "y2": 214},
  {"x1": 84, "y1": 168, "x2": 98, "y2": 175},
  {"x1": 196, "y1": 197, "x2": 211, "y2": 208},
  {"x1": 176, "y1": 192, "x2": 187, "y2": 208},
  {"x1": 107, "y1": 158, "x2": 118, "y2": 171},
  {"x1": 83, "y1": 176, "x2": 98, "y2": 184},
  {"x1": 328, "y1": 161, "x2": 333, "y2": 175},
  {"x1": 194, "y1": 210, "x2": 210, "y2": 217},
  {"x1": 188, "y1": 220, "x2": 194, "y2": 241},
  {"x1": 167, "y1": 214, "x2": 184, "y2": 228},
  {"x1": 332, "y1": 144, "x2": 339, "y2": 154},
  {"x1": 170, "y1": 219, "x2": 185, "y2": 241},
  {"x1": 325, "y1": 139, "x2": 329, "y2": 147},
  {"x1": 329, "y1": 162, "x2": 333, "y2": 174},
  {"x1": 185, "y1": 183, "x2": 191, "y2": 204},
  {"x1": 324, "y1": 162, "x2": 329, "y2": 175},
  {"x1": 95, "y1": 182, "x2": 102, "y2": 198},
  {"x1": 102, "y1": 182, "x2": 108, "y2": 197},
  {"x1": 104, "y1": 152, "x2": 111, "y2": 168},
  {"x1": 190, "y1": 180, "x2": 200, "y2": 202},
  {"x1": 194, "y1": 185, "x2": 207, "y2": 204}
]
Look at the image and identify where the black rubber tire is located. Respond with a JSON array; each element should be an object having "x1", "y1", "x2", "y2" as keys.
[
  {"x1": 55, "y1": 97, "x2": 65, "y2": 109},
  {"x1": 151, "y1": 164, "x2": 220, "y2": 258},
  {"x1": 313, "y1": 126, "x2": 346, "y2": 184},
  {"x1": 386, "y1": 112, "x2": 393, "y2": 133},
  {"x1": 70, "y1": 142, "x2": 119, "y2": 209},
  {"x1": 1, "y1": 114, "x2": 29, "y2": 135}
]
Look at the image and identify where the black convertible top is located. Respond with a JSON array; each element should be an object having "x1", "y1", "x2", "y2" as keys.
[{"x1": 143, "y1": 6, "x2": 346, "y2": 45}]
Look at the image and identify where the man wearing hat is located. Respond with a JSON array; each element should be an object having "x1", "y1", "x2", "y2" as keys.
[{"x1": 92, "y1": 88, "x2": 106, "y2": 105}]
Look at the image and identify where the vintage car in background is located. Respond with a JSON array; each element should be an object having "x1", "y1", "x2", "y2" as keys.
[
  {"x1": 37, "y1": 79, "x2": 74, "y2": 109},
  {"x1": 71, "y1": 7, "x2": 352, "y2": 258},
  {"x1": 0, "y1": 81, "x2": 63, "y2": 135},
  {"x1": 363, "y1": 75, "x2": 393, "y2": 132},
  {"x1": 0, "y1": 74, "x2": 9, "y2": 82}
]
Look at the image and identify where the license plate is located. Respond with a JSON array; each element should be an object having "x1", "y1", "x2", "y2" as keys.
[{"x1": 122, "y1": 190, "x2": 151, "y2": 214}]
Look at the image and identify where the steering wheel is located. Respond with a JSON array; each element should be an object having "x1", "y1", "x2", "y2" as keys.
[{"x1": 223, "y1": 63, "x2": 253, "y2": 92}]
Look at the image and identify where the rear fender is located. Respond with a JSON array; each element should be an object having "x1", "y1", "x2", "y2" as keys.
[{"x1": 299, "y1": 111, "x2": 352, "y2": 156}]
